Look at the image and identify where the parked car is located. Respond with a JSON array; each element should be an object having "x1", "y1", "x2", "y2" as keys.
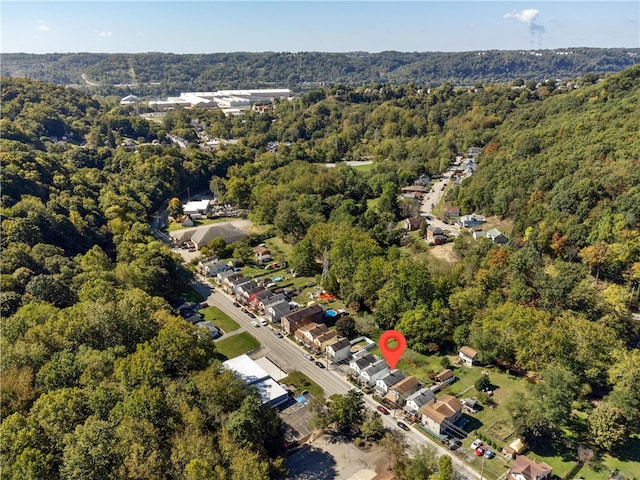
[
  {"x1": 304, "y1": 353, "x2": 314, "y2": 361},
  {"x1": 233, "y1": 301, "x2": 240, "y2": 307},
  {"x1": 474, "y1": 446, "x2": 486, "y2": 456},
  {"x1": 315, "y1": 361, "x2": 325, "y2": 369},
  {"x1": 199, "y1": 302, "x2": 209, "y2": 308},
  {"x1": 246, "y1": 312, "x2": 256, "y2": 318},
  {"x1": 259, "y1": 317, "x2": 268, "y2": 326},
  {"x1": 273, "y1": 330, "x2": 283, "y2": 338},
  {"x1": 397, "y1": 422, "x2": 410, "y2": 431},
  {"x1": 376, "y1": 405, "x2": 390, "y2": 415},
  {"x1": 484, "y1": 449, "x2": 495, "y2": 459},
  {"x1": 250, "y1": 321, "x2": 259, "y2": 327},
  {"x1": 471, "y1": 439, "x2": 483, "y2": 449},
  {"x1": 447, "y1": 439, "x2": 462, "y2": 450}
]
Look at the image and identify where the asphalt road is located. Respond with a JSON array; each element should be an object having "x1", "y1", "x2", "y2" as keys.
[
  {"x1": 420, "y1": 170, "x2": 462, "y2": 238},
  {"x1": 191, "y1": 277, "x2": 481, "y2": 479}
]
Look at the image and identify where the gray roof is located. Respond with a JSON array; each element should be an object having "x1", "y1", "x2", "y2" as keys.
[
  {"x1": 282, "y1": 304, "x2": 324, "y2": 324},
  {"x1": 328, "y1": 337, "x2": 350, "y2": 352},
  {"x1": 353, "y1": 353, "x2": 376, "y2": 369},
  {"x1": 269, "y1": 301, "x2": 291, "y2": 317},
  {"x1": 405, "y1": 388, "x2": 436, "y2": 408},
  {"x1": 361, "y1": 359, "x2": 389, "y2": 377},
  {"x1": 378, "y1": 370, "x2": 405, "y2": 387}
]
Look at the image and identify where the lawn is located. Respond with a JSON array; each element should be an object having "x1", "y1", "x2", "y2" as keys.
[
  {"x1": 280, "y1": 371, "x2": 324, "y2": 397},
  {"x1": 180, "y1": 285, "x2": 205, "y2": 303},
  {"x1": 200, "y1": 306, "x2": 240, "y2": 333},
  {"x1": 265, "y1": 237, "x2": 294, "y2": 260},
  {"x1": 571, "y1": 436, "x2": 640, "y2": 480},
  {"x1": 214, "y1": 332, "x2": 260, "y2": 360},
  {"x1": 350, "y1": 162, "x2": 374, "y2": 173}
]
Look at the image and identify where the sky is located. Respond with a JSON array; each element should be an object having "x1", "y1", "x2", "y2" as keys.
[{"x1": 1, "y1": 1, "x2": 639, "y2": 54}]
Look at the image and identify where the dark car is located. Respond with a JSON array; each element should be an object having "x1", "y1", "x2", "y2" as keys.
[
  {"x1": 233, "y1": 301, "x2": 240, "y2": 307},
  {"x1": 397, "y1": 421, "x2": 410, "y2": 431},
  {"x1": 247, "y1": 312, "x2": 256, "y2": 318},
  {"x1": 315, "y1": 361, "x2": 325, "y2": 369},
  {"x1": 376, "y1": 405, "x2": 390, "y2": 415}
]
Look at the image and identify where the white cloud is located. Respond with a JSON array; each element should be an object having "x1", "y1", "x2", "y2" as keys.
[
  {"x1": 503, "y1": 8, "x2": 545, "y2": 48},
  {"x1": 98, "y1": 31, "x2": 112, "y2": 37},
  {"x1": 36, "y1": 25, "x2": 51, "y2": 31}
]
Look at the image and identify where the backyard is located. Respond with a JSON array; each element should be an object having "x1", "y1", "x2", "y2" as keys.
[{"x1": 280, "y1": 371, "x2": 324, "y2": 397}]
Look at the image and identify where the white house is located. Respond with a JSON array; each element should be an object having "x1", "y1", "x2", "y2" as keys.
[
  {"x1": 459, "y1": 346, "x2": 478, "y2": 366},
  {"x1": 375, "y1": 370, "x2": 405, "y2": 396},
  {"x1": 349, "y1": 353, "x2": 377, "y2": 376},
  {"x1": 359, "y1": 359, "x2": 390, "y2": 387},
  {"x1": 404, "y1": 388, "x2": 436, "y2": 414},
  {"x1": 326, "y1": 337, "x2": 351, "y2": 363}
]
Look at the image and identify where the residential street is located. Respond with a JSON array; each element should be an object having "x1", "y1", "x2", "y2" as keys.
[
  {"x1": 420, "y1": 169, "x2": 461, "y2": 237},
  {"x1": 190, "y1": 277, "x2": 481, "y2": 480}
]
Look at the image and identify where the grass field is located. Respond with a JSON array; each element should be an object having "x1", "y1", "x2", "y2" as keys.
[
  {"x1": 180, "y1": 285, "x2": 205, "y2": 303},
  {"x1": 280, "y1": 371, "x2": 324, "y2": 396},
  {"x1": 214, "y1": 332, "x2": 260, "y2": 360},
  {"x1": 200, "y1": 306, "x2": 240, "y2": 333}
]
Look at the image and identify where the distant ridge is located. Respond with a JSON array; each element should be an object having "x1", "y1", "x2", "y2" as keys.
[{"x1": 2, "y1": 49, "x2": 638, "y2": 96}]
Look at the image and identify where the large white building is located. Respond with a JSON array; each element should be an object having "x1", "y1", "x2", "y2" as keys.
[
  {"x1": 148, "y1": 89, "x2": 292, "y2": 111},
  {"x1": 223, "y1": 354, "x2": 289, "y2": 408}
]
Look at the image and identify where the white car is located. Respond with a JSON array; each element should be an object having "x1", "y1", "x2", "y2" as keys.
[
  {"x1": 471, "y1": 439, "x2": 483, "y2": 449},
  {"x1": 251, "y1": 321, "x2": 259, "y2": 327},
  {"x1": 259, "y1": 317, "x2": 268, "y2": 326}
]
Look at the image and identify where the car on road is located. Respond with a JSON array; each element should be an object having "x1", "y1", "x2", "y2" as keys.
[
  {"x1": 314, "y1": 361, "x2": 325, "y2": 369},
  {"x1": 376, "y1": 405, "x2": 390, "y2": 415},
  {"x1": 246, "y1": 311, "x2": 256, "y2": 318},
  {"x1": 199, "y1": 302, "x2": 209, "y2": 308},
  {"x1": 396, "y1": 421, "x2": 410, "y2": 431},
  {"x1": 233, "y1": 301, "x2": 241, "y2": 307},
  {"x1": 474, "y1": 446, "x2": 486, "y2": 456},
  {"x1": 259, "y1": 317, "x2": 268, "y2": 326},
  {"x1": 471, "y1": 439, "x2": 483, "y2": 449},
  {"x1": 250, "y1": 321, "x2": 259, "y2": 327},
  {"x1": 304, "y1": 353, "x2": 314, "y2": 361},
  {"x1": 484, "y1": 449, "x2": 495, "y2": 459},
  {"x1": 273, "y1": 330, "x2": 283, "y2": 338}
]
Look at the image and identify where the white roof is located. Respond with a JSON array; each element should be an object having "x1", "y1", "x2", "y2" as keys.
[
  {"x1": 183, "y1": 199, "x2": 210, "y2": 212},
  {"x1": 223, "y1": 354, "x2": 269, "y2": 385},
  {"x1": 252, "y1": 378, "x2": 289, "y2": 407}
]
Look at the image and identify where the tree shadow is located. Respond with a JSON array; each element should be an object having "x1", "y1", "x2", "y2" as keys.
[{"x1": 285, "y1": 445, "x2": 338, "y2": 480}]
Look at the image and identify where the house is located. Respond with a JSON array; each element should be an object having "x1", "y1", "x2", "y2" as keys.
[
  {"x1": 251, "y1": 289, "x2": 273, "y2": 309},
  {"x1": 443, "y1": 206, "x2": 460, "y2": 219},
  {"x1": 222, "y1": 274, "x2": 249, "y2": 295},
  {"x1": 254, "y1": 245, "x2": 272, "y2": 263},
  {"x1": 240, "y1": 285, "x2": 265, "y2": 306},
  {"x1": 266, "y1": 300, "x2": 292, "y2": 324},
  {"x1": 434, "y1": 369, "x2": 455, "y2": 384},
  {"x1": 385, "y1": 376, "x2": 421, "y2": 407},
  {"x1": 178, "y1": 215, "x2": 194, "y2": 227},
  {"x1": 458, "y1": 214, "x2": 485, "y2": 228},
  {"x1": 183, "y1": 199, "x2": 211, "y2": 217},
  {"x1": 326, "y1": 337, "x2": 351, "y2": 363},
  {"x1": 120, "y1": 94, "x2": 139, "y2": 105},
  {"x1": 486, "y1": 228, "x2": 509, "y2": 245},
  {"x1": 419, "y1": 394, "x2": 463, "y2": 435},
  {"x1": 261, "y1": 292, "x2": 287, "y2": 311},
  {"x1": 216, "y1": 269, "x2": 238, "y2": 286},
  {"x1": 349, "y1": 353, "x2": 377, "y2": 376},
  {"x1": 281, "y1": 304, "x2": 325, "y2": 335},
  {"x1": 400, "y1": 185, "x2": 427, "y2": 200},
  {"x1": 177, "y1": 304, "x2": 201, "y2": 324},
  {"x1": 359, "y1": 359, "x2": 391, "y2": 388},
  {"x1": 427, "y1": 226, "x2": 447, "y2": 245},
  {"x1": 315, "y1": 330, "x2": 338, "y2": 352},
  {"x1": 198, "y1": 258, "x2": 229, "y2": 277},
  {"x1": 414, "y1": 173, "x2": 431, "y2": 186},
  {"x1": 295, "y1": 323, "x2": 327, "y2": 349},
  {"x1": 404, "y1": 388, "x2": 436, "y2": 414},
  {"x1": 508, "y1": 456, "x2": 552, "y2": 480},
  {"x1": 375, "y1": 370, "x2": 406, "y2": 396},
  {"x1": 459, "y1": 346, "x2": 478, "y2": 366},
  {"x1": 405, "y1": 216, "x2": 426, "y2": 231},
  {"x1": 195, "y1": 321, "x2": 222, "y2": 339}
]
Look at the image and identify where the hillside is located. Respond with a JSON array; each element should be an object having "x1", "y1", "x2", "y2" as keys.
[
  {"x1": 2, "y1": 48, "x2": 638, "y2": 96},
  {"x1": 1, "y1": 67, "x2": 639, "y2": 478}
]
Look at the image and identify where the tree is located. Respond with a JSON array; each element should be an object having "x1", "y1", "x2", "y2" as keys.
[
  {"x1": 588, "y1": 401, "x2": 628, "y2": 452},
  {"x1": 432, "y1": 455, "x2": 453, "y2": 480},
  {"x1": 474, "y1": 374, "x2": 491, "y2": 392},
  {"x1": 401, "y1": 444, "x2": 438, "y2": 480},
  {"x1": 168, "y1": 197, "x2": 183, "y2": 219},
  {"x1": 506, "y1": 392, "x2": 552, "y2": 447},
  {"x1": 380, "y1": 430, "x2": 407, "y2": 472},
  {"x1": 326, "y1": 389, "x2": 365, "y2": 434},
  {"x1": 289, "y1": 238, "x2": 319, "y2": 276},
  {"x1": 536, "y1": 366, "x2": 579, "y2": 428},
  {"x1": 335, "y1": 316, "x2": 358, "y2": 340},
  {"x1": 360, "y1": 410, "x2": 385, "y2": 441}
]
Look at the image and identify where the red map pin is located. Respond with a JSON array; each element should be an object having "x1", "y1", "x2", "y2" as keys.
[{"x1": 379, "y1": 330, "x2": 406, "y2": 369}]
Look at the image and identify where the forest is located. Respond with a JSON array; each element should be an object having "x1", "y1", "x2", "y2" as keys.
[
  {"x1": 2, "y1": 48, "x2": 639, "y2": 96},
  {"x1": 1, "y1": 64, "x2": 640, "y2": 479}
]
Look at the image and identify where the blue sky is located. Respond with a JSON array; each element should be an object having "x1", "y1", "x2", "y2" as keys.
[{"x1": 1, "y1": 1, "x2": 639, "y2": 53}]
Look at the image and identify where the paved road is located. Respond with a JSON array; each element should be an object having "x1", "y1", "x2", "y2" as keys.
[
  {"x1": 191, "y1": 276, "x2": 481, "y2": 479},
  {"x1": 420, "y1": 169, "x2": 461, "y2": 238}
]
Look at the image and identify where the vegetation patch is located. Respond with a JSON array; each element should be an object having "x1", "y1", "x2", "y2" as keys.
[
  {"x1": 214, "y1": 332, "x2": 260, "y2": 359},
  {"x1": 280, "y1": 371, "x2": 324, "y2": 397},
  {"x1": 200, "y1": 306, "x2": 240, "y2": 332}
]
